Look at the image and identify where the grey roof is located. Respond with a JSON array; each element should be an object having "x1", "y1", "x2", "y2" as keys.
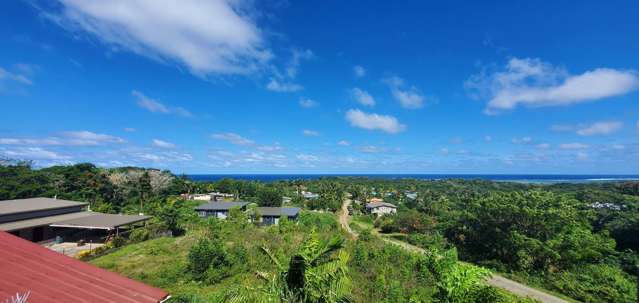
[
  {"x1": 50, "y1": 213, "x2": 151, "y2": 230},
  {"x1": 0, "y1": 211, "x2": 94, "y2": 232},
  {"x1": 257, "y1": 207, "x2": 301, "y2": 217},
  {"x1": 0, "y1": 197, "x2": 88, "y2": 216},
  {"x1": 365, "y1": 202, "x2": 397, "y2": 209},
  {"x1": 194, "y1": 202, "x2": 250, "y2": 211}
]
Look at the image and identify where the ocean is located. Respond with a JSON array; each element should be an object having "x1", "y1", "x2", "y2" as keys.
[{"x1": 186, "y1": 174, "x2": 639, "y2": 184}]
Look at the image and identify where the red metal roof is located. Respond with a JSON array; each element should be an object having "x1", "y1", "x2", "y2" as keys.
[{"x1": 0, "y1": 231, "x2": 169, "y2": 303}]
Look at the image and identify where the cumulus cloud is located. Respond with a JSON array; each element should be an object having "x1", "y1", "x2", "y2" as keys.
[
  {"x1": 384, "y1": 76, "x2": 426, "y2": 109},
  {"x1": 132, "y1": 90, "x2": 193, "y2": 117},
  {"x1": 152, "y1": 139, "x2": 175, "y2": 148},
  {"x1": 299, "y1": 98, "x2": 318, "y2": 108},
  {"x1": 353, "y1": 65, "x2": 366, "y2": 78},
  {"x1": 43, "y1": 0, "x2": 271, "y2": 76},
  {"x1": 466, "y1": 57, "x2": 639, "y2": 114},
  {"x1": 345, "y1": 109, "x2": 406, "y2": 134},
  {"x1": 576, "y1": 121, "x2": 623, "y2": 136},
  {"x1": 337, "y1": 140, "x2": 350, "y2": 146},
  {"x1": 560, "y1": 143, "x2": 589, "y2": 149},
  {"x1": 286, "y1": 49, "x2": 314, "y2": 78},
  {"x1": 266, "y1": 79, "x2": 303, "y2": 92},
  {"x1": 302, "y1": 129, "x2": 320, "y2": 137},
  {"x1": 350, "y1": 88, "x2": 375, "y2": 106},
  {"x1": 212, "y1": 132, "x2": 254, "y2": 146}
]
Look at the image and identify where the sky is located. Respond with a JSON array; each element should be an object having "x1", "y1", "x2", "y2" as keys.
[{"x1": 1, "y1": 1, "x2": 639, "y2": 174}]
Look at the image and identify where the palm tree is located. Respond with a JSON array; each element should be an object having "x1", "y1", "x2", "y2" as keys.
[{"x1": 224, "y1": 231, "x2": 352, "y2": 303}]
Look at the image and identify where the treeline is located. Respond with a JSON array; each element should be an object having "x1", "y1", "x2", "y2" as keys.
[{"x1": 343, "y1": 178, "x2": 639, "y2": 303}]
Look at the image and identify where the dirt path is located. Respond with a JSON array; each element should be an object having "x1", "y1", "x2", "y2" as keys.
[{"x1": 339, "y1": 200, "x2": 571, "y2": 303}]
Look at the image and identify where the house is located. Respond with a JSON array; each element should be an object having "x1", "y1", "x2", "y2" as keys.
[
  {"x1": 194, "y1": 202, "x2": 250, "y2": 219},
  {"x1": 301, "y1": 191, "x2": 319, "y2": 199},
  {"x1": 257, "y1": 207, "x2": 301, "y2": 225},
  {"x1": 186, "y1": 192, "x2": 234, "y2": 202},
  {"x1": 405, "y1": 191, "x2": 418, "y2": 200},
  {"x1": 0, "y1": 197, "x2": 151, "y2": 243},
  {"x1": 0, "y1": 230, "x2": 169, "y2": 302},
  {"x1": 366, "y1": 202, "x2": 397, "y2": 216}
]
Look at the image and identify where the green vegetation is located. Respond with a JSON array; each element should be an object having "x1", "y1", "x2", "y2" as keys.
[{"x1": 2, "y1": 161, "x2": 637, "y2": 302}]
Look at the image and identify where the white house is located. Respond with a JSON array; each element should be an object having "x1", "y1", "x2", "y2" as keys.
[{"x1": 365, "y1": 202, "x2": 397, "y2": 216}]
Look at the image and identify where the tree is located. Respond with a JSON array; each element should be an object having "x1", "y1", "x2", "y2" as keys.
[
  {"x1": 225, "y1": 231, "x2": 352, "y2": 302},
  {"x1": 258, "y1": 187, "x2": 283, "y2": 207}
]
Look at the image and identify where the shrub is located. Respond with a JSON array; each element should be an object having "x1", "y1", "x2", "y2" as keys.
[
  {"x1": 129, "y1": 227, "x2": 151, "y2": 243},
  {"x1": 187, "y1": 238, "x2": 230, "y2": 283},
  {"x1": 549, "y1": 264, "x2": 636, "y2": 303}
]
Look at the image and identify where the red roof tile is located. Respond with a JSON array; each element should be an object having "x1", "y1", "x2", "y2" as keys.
[{"x1": 0, "y1": 231, "x2": 169, "y2": 303}]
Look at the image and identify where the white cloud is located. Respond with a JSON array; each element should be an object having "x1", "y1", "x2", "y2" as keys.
[
  {"x1": 576, "y1": 121, "x2": 623, "y2": 136},
  {"x1": 0, "y1": 66, "x2": 33, "y2": 86},
  {"x1": 0, "y1": 131, "x2": 125, "y2": 146},
  {"x1": 1, "y1": 147, "x2": 70, "y2": 160},
  {"x1": 256, "y1": 144, "x2": 282, "y2": 152},
  {"x1": 212, "y1": 132, "x2": 254, "y2": 146},
  {"x1": 62, "y1": 131, "x2": 125, "y2": 145},
  {"x1": 152, "y1": 139, "x2": 175, "y2": 148},
  {"x1": 384, "y1": 76, "x2": 425, "y2": 109},
  {"x1": 353, "y1": 65, "x2": 366, "y2": 78},
  {"x1": 560, "y1": 143, "x2": 589, "y2": 149},
  {"x1": 350, "y1": 88, "x2": 375, "y2": 106},
  {"x1": 337, "y1": 140, "x2": 350, "y2": 146},
  {"x1": 611, "y1": 144, "x2": 625, "y2": 150},
  {"x1": 123, "y1": 127, "x2": 136, "y2": 132},
  {"x1": 286, "y1": 49, "x2": 314, "y2": 78},
  {"x1": 132, "y1": 90, "x2": 193, "y2": 117},
  {"x1": 299, "y1": 98, "x2": 318, "y2": 108},
  {"x1": 358, "y1": 145, "x2": 398, "y2": 153},
  {"x1": 576, "y1": 152, "x2": 589, "y2": 161},
  {"x1": 511, "y1": 137, "x2": 532, "y2": 144},
  {"x1": 45, "y1": 0, "x2": 271, "y2": 76},
  {"x1": 266, "y1": 79, "x2": 303, "y2": 92},
  {"x1": 296, "y1": 154, "x2": 319, "y2": 162},
  {"x1": 345, "y1": 109, "x2": 406, "y2": 134},
  {"x1": 536, "y1": 143, "x2": 551, "y2": 149},
  {"x1": 302, "y1": 129, "x2": 320, "y2": 137},
  {"x1": 466, "y1": 57, "x2": 639, "y2": 114}
]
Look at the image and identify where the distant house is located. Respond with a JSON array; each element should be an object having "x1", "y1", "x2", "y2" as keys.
[
  {"x1": 366, "y1": 202, "x2": 397, "y2": 216},
  {"x1": 257, "y1": 207, "x2": 301, "y2": 225},
  {"x1": 186, "y1": 192, "x2": 234, "y2": 202},
  {"x1": 0, "y1": 230, "x2": 169, "y2": 302},
  {"x1": 405, "y1": 191, "x2": 418, "y2": 200},
  {"x1": 368, "y1": 197, "x2": 384, "y2": 204},
  {"x1": 0, "y1": 197, "x2": 151, "y2": 243},
  {"x1": 194, "y1": 202, "x2": 250, "y2": 219},
  {"x1": 301, "y1": 191, "x2": 319, "y2": 199}
]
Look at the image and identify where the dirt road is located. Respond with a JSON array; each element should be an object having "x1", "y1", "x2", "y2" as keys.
[{"x1": 338, "y1": 200, "x2": 572, "y2": 303}]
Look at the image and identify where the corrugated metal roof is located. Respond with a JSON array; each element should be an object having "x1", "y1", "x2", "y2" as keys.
[
  {"x1": 365, "y1": 202, "x2": 397, "y2": 209},
  {"x1": 257, "y1": 207, "x2": 301, "y2": 217},
  {"x1": 50, "y1": 213, "x2": 151, "y2": 230},
  {"x1": 0, "y1": 198, "x2": 87, "y2": 216},
  {"x1": 194, "y1": 202, "x2": 249, "y2": 211},
  {"x1": 0, "y1": 231, "x2": 169, "y2": 303},
  {"x1": 0, "y1": 211, "x2": 94, "y2": 232}
]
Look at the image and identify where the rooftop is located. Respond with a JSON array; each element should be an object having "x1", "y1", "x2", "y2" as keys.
[
  {"x1": 50, "y1": 213, "x2": 151, "y2": 230},
  {"x1": 366, "y1": 202, "x2": 397, "y2": 209},
  {"x1": 257, "y1": 207, "x2": 301, "y2": 217},
  {"x1": 0, "y1": 197, "x2": 87, "y2": 216},
  {"x1": 0, "y1": 231, "x2": 169, "y2": 303},
  {"x1": 194, "y1": 201, "x2": 250, "y2": 211}
]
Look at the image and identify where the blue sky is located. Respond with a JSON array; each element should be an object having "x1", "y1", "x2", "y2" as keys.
[{"x1": 1, "y1": 1, "x2": 639, "y2": 174}]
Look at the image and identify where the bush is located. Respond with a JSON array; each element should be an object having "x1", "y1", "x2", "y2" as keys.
[
  {"x1": 549, "y1": 264, "x2": 636, "y2": 303},
  {"x1": 129, "y1": 227, "x2": 151, "y2": 243},
  {"x1": 187, "y1": 238, "x2": 230, "y2": 283}
]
